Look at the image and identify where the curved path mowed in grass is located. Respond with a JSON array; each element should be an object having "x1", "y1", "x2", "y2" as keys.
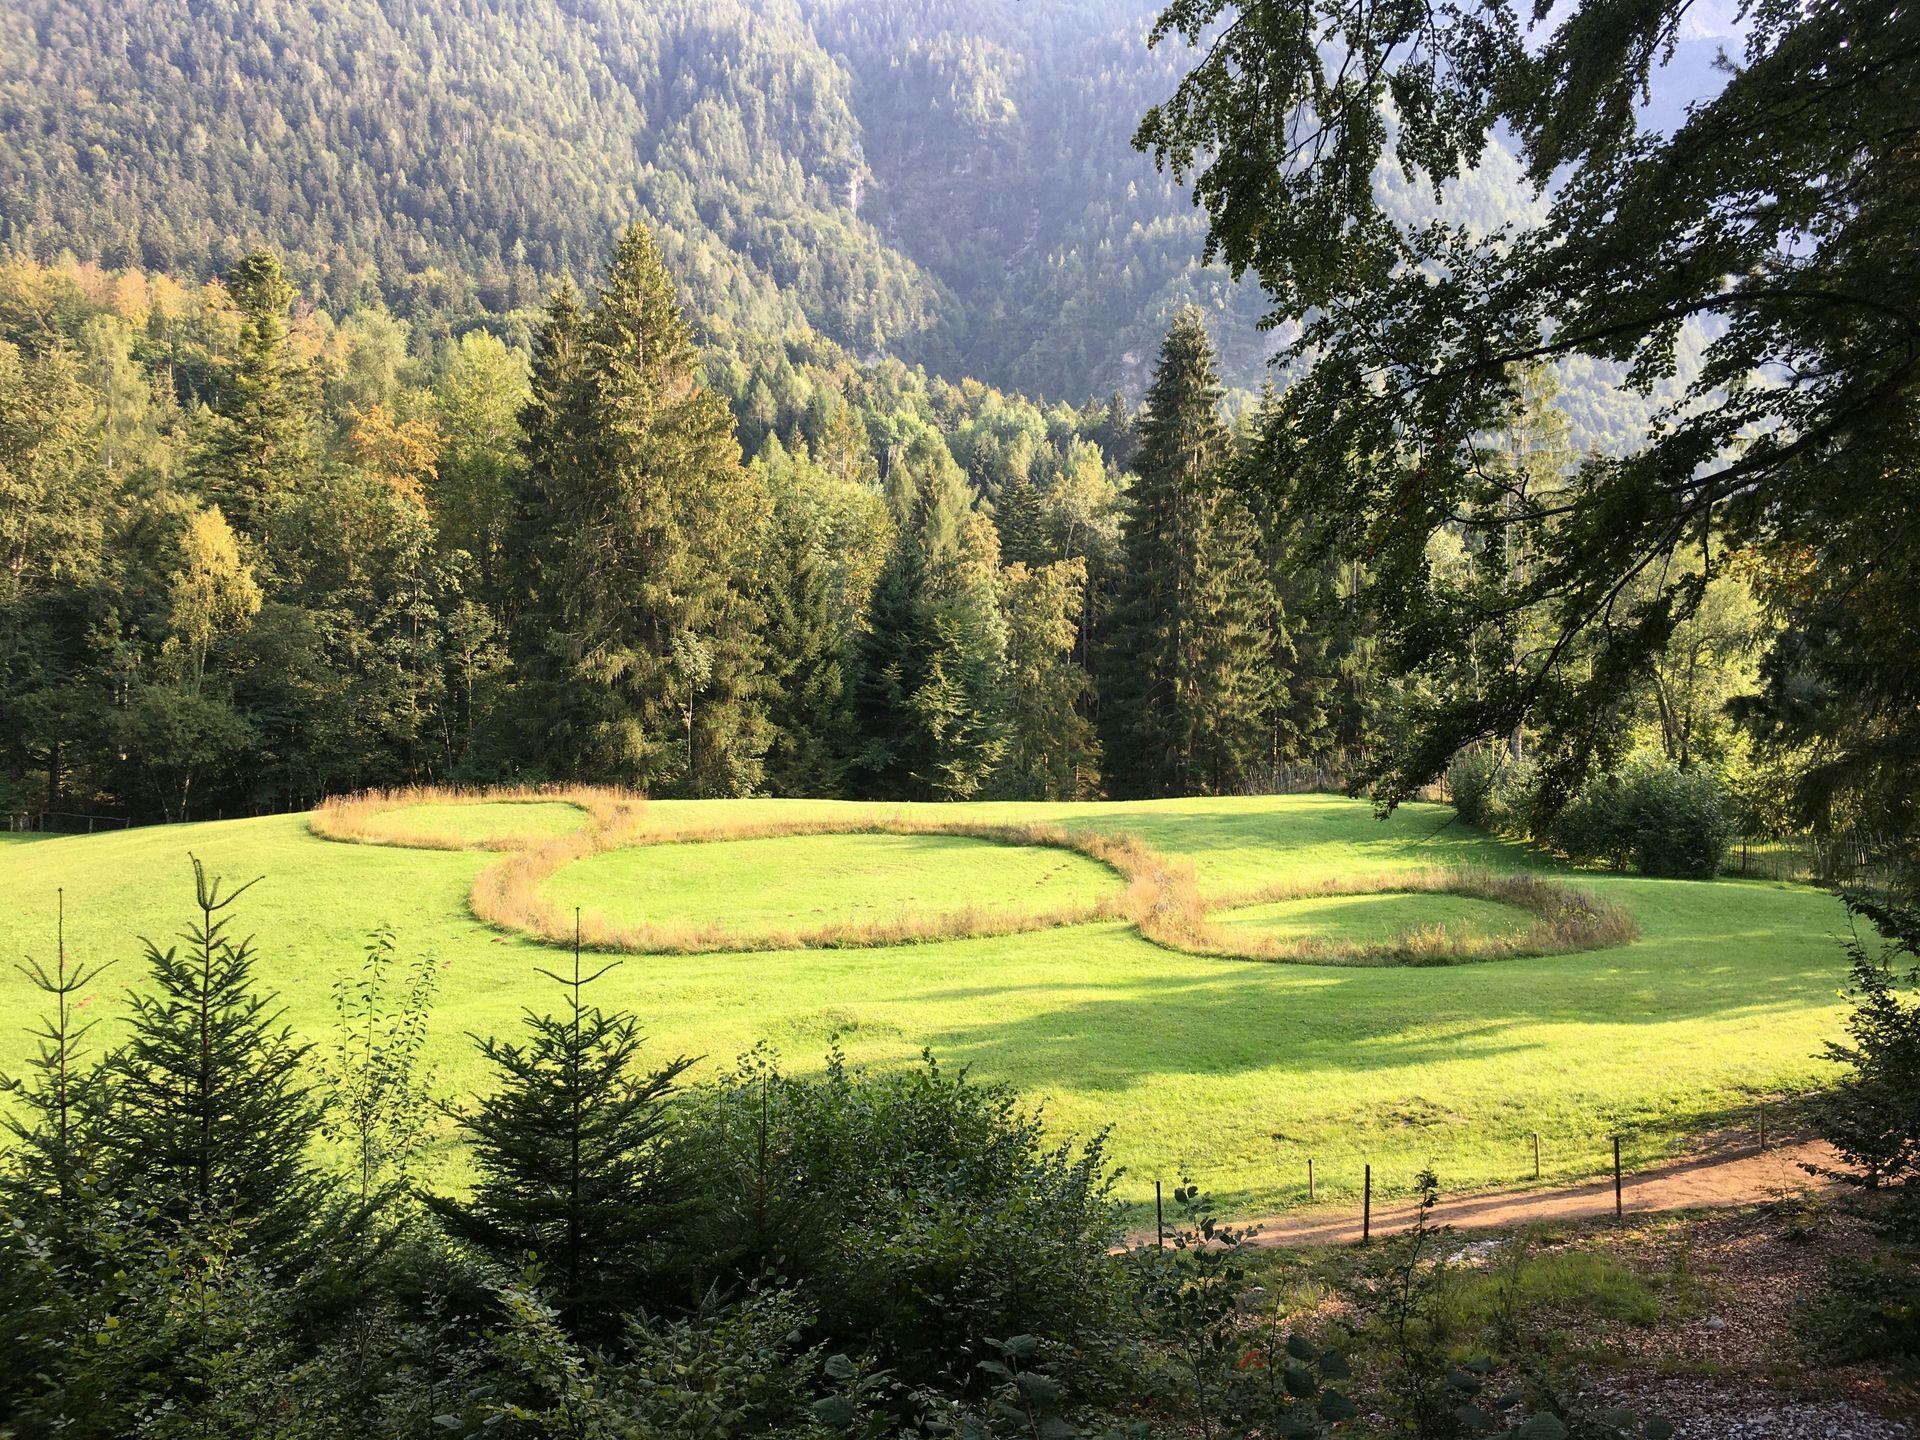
[{"x1": 0, "y1": 794, "x2": 1848, "y2": 1218}]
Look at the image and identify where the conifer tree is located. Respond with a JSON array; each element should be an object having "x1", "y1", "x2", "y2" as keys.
[
  {"x1": 1189, "y1": 488, "x2": 1282, "y2": 792},
  {"x1": 191, "y1": 251, "x2": 312, "y2": 540},
  {"x1": 106, "y1": 860, "x2": 324, "y2": 1254},
  {"x1": 1, "y1": 890, "x2": 114, "y2": 1213},
  {"x1": 998, "y1": 559, "x2": 1099, "y2": 799},
  {"x1": 760, "y1": 507, "x2": 849, "y2": 796},
  {"x1": 849, "y1": 533, "x2": 932, "y2": 799},
  {"x1": 993, "y1": 469, "x2": 1047, "y2": 568},
  {"x1": 511, "y1": 226, "x2": 769, "y2": 795},
  {"x1": 1102, "y1": 307, "x2": 1268, "y2": 798},
  {"x1": 851, "y1": 454, "x2": 1007, "y2": 800},
  {"x1": 427, "y1": 938, "x2": 695, "y2": 1343}
]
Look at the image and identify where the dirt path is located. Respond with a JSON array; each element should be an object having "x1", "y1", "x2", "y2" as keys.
[{"x1": 1129, "y1": 1138, "x2": 1841, "y2": 1250}]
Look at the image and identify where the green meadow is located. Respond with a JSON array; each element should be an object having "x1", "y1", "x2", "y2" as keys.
[{"x1": 0, "y1": 794, "x2": 1849, "y2": 1217}]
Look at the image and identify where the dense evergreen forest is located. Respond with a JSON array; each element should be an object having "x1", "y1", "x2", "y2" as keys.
[{"x1": 0, "y1": 236, "x2": 1782, "y2": 840}]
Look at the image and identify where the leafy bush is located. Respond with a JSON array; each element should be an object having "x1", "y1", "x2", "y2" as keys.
[
  {"x1": 1448, "y1": 747, "x2": 1505, "y2": 829},
  {"x1": 680, "y1": 1046, "x2": 1126, "y2": 1400},
  {"x1": 1447, "y1": 749, "x2": 1536, "y2": 835},
  {"x1": 1544, "y1": 759, "x2": 1734, "y2": 879}
]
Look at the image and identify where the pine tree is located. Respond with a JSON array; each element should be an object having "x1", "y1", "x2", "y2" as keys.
[
  {"x1": 760, "y1": 507, "x2": 849, "y2": 796},
  {"x1": 1233, "y1": 393, "x2": 1320, "y2": 783},
  {"x1": 851, "y1": 454, "x2": 1007, "y2": 800},
  {"x1": 848, "y1": 534, "x2": 932, "y2": 799},
  {"x1": 191, "y1": 251, "x2": 312, "y2": 540},
  {"x1": 1101, "y1": 308, "x2": 1226, "y2": 797},
  {"x1": 427, "y1": 938, "x2": 695, "y2": 1343},
  {"x1": 105, "y1": 860, "x2": 324, "y2": 1255},
  {"x1": 998, "y1": 559, "x2": 1099, "y2": 799},
  {"x1": 512, "y1": 226, "x2": 769, "y2": 795},
  {"x1": 993, "y1": 469, "x2": 1047, "y2": 568},
  {"x1": 1, "y1": 890, "x2": 114, "y2": 1213},
  {"x1": 1189, "y1": 489, "x2": 1282, "y2": 792}
]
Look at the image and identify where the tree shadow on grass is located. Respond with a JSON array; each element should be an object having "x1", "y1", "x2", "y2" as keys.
[{"x1": 892, "y1": 943, "x2": 1848, "y2": 1098}]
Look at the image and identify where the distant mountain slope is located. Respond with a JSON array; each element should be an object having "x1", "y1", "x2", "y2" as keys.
[{"x1": 0, "y1": 0, "x2": 1707, "y2": 423}]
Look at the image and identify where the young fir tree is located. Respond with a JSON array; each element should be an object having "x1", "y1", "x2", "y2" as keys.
[
  {"x1": 105, "y1": 860, "x2": 324, "y2": 1254},
  {"x1": 1238, "y1": 396, "x2": 1331, "y2": 775},
  {"x1": 759, "y1": 505, "x2": 849, "y2": 796},
  {"x1": 1102, "y1": 308, "x2": 1278, "y2": 797},
  {"x1": 1, "y1": 890, "x2": 114, "y2": 1214},
  {"x1": 512, "y1": 225, "x2": 769, "y2": 795},
  {"x1": 191, "y1": 251, "x2": 312, "y2": 540},
  {"x1": 427, "y1": 937, "x2": 695, "y2": 1343}
]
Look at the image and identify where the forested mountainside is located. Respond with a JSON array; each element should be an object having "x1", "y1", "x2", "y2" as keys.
[{"x1": 0, "y1": 0, "x2": 1728, "y2": 426}]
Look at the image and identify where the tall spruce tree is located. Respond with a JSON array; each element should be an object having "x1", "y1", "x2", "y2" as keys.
[
  {"x1": 507, "y1": 282, "x2": 589, "y2": 763},
  {"x1": 1102, "y1": 308, "x2": 1277, "y2": 797},
  {"x1": 851, "y1": 454, "x2": 1007, "y2": 800},
  {"x1": 427, "y1": 942, "x2": 695, "y2": 1343},
  {"x1": 760, "y1": 504, "x2": 848, "y2": 796},
  {"x1": 191, "y1": 251, "x2": 311, "y2": 540},
  {"x1": 105, "y1": 861, "x2": 324, "y2": 1255},
  {"x1": 511, "y1": 225, "x2": 769, "y2": 795},
  {"x1": 993, "y1": 469, "x2": 1048, "y2": 568},
  {"x1": 848, "y1": 531, "x2": 933, "y2": 798},
  {"x1": 1189, "y1": 487, "x2": 1283, "y2": 793}
]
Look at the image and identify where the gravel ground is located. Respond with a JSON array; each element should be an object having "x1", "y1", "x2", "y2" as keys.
[{"x1": 1587, "y1": 1376, "x2": 1911, "y2": 1439}]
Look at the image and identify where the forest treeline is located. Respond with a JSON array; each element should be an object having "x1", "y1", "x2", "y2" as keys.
[
  {"x1": 0, "y1": 233, "x2": 1364, "y2": 819},
  {"x1": 0, "y1": 231, "x2": 1784, "y2": 828}
]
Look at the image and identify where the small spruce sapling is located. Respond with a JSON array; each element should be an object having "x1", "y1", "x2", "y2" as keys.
[
  {"x1": 105, "y1": 858, "x2": 325, "y2": 1257},
  {"x1": 428, "y1": 915, "x2": 696, "y2": 1341},
  {"x1": 1, "y1": 888, "x2": 116, "y2": 1211}
]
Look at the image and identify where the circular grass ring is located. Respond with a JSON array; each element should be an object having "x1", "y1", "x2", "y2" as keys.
[
  {"x1": 475, "y1": 816, "x2": 1164, "y2": 954},
  {"x1": 1153, "y1": 866, "x2": 1638, "y2": 967},
  {"x1": 308, "y1": 785, "x2": 644, "y2": 852}
]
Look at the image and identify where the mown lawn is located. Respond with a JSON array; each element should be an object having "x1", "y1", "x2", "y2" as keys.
[
  {"x1": 0, "y1": 794, "x2": 1850, "y2": 1218},
  {"x1": 543, "y1": 830, "x2": 1118, "y2": 940}
]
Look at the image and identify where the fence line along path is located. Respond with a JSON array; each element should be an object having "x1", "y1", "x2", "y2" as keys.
[{"x1": 1129, "y1": 1139, "x2": 1841, "y2": 1251}]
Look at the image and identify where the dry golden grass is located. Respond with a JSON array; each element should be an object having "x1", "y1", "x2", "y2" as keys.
[
  {"x1": 308, "y1": 785, "x2": 645, "y2": 852},
  {"x1": 1160, "y1": 865, "x2": 1639, "y2": 966},
  {"x1": 472, "y1": 814, "x2": 1159, "y2": 954}
]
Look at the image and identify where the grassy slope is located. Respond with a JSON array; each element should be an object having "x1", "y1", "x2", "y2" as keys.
[{"x1": 0, "y1": 795, "x2": 1848, "y2": 1216}]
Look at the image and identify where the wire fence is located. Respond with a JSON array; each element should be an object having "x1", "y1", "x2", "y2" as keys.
[
  {"x1": 4, "y1": 803, "x2": 310, "y2": 835},
  {"x1": 1141, "y1": 1091, "x2": 1820, "y2": 1246},
  {"x1": 1730, "y1": 832, "x2": 1905, "y2": 892}
]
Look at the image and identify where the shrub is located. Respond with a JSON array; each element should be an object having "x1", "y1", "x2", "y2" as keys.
[
  {"x1": 1545, "y1": 758, "x2": 1734, "y2": 879},
  {"x1": 680, "y1": 1047, "x2": 1126, "y2": 1400},
  {"x1": 1448, "y1": 747, "x2": 1504, "y2": 829}
]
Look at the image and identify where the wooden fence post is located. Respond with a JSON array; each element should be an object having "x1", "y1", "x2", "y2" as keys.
[
  {"x1": 1155, "y1": 1180, "x2": 1164, "y2": 1250},
  {"x1": 1362, "y1": 1164, "x2": 1372, "y2": 1243},
  {"x1": 1532, "y1": 1131, "x2": 1541, "y2": 1181},
  {"x1": 1613, "y1": 1135, "x2": 1623, "y2": 1220},
  {"x1": 1307, "y1": 1157, "x2": 1315, "y2": 1203}
]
